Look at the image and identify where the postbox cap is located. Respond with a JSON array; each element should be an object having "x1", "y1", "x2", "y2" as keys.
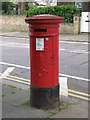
[{"x1": 25, "y1": 14, "x2": 64, "y2": 24}]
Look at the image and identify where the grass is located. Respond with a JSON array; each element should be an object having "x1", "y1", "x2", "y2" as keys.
[
  {"x1": 49, "y1": 111, "x2": 57, "y2": 118},
  {"x1": 8, "y1": 84, "x2": 17, "y2": 88},
  {"x1": 2, "y1": 94, "x2": 6, "y2": 97},
  {"x1": 47, "y1": 101, "x2": 76, "y2": 118},
  {"x1": 57, "y1": 100, "x2": 76, "y2": 112},
  {"x1": 66, "y1": 102, "x2": 75, "y2": 107},
  {"x1": 20, "y1": 99, "x2": 30, "y2": 107},
  {"x1": 46, "y1": 111, "x2": 57, "y2": 120},
  {"x1": 11, "y1": 92, "x2": 15, "y2": 94},
  {"x1": 20, "y1": 88, "x2": 22, "y2": 90}
]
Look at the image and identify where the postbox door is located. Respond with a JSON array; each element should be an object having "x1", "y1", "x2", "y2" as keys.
[{"x1": 30, "y1": 36, "x2": 59, "y2": 88}]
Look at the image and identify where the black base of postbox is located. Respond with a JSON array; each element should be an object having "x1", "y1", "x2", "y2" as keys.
[{"x1": 30, "y1": 84, "x2": 59, "y2": 109}]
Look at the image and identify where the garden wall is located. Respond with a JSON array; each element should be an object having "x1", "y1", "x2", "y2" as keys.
[{"x1": 0, "y1": 15, "x2": 80, "y2": 34}]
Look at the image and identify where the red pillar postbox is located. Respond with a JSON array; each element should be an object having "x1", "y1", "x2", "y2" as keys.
[{"x1": 25, "y1": 14, "x2": 64, "y2": 109}]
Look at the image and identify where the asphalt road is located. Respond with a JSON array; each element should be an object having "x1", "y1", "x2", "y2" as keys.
[
  {"x1": 0, "y1": 36, "x2": 89, "y2": 95},
  {"x1": 1, "y1": 36, "x2": 88, "y2": 77}
]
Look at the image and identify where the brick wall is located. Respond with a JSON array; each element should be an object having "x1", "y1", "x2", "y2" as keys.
[{"x1": 0, "y1": 15, "x2": 80, "y2": 34}]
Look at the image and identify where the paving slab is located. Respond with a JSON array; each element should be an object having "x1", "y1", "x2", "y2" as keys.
[
  {"x1": 2, "y1": 83, "x2": 89, "y2": 119},
  {"x1": 3, "y1": 106, "x2": 50, "y2": 118},
  {"x1": 60, "y1": 33, "x2": 88, "y2": 42},
  {"x1": 52, "y1": 104, "x2": 88, "y2": 118},
  {"x1": 2, "y1": 84, "x2": 20, "y2": 95},
  {"x1": 2, "y1": 102, "x2": 18, "y2": 115},
  {"x1": 2, "y1": 88, "x2": 30, "y2": 107},
  {"x1": 2, "y1": 79, "x2": 30, "y2": 90},
  {"x1": 2, "y1": 84, "x2": 51, "y2": 118},
  {"x1": 0, "y1": 31, "x2": 89, "y2": 42}
]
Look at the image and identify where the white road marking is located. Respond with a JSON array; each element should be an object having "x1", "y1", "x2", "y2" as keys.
[
  {"x1": 59, "y1": 73, "x2": 89, "y2": 82},
  {"x1": 0, "y1": 61, "x2": 89, "y2": 82},
  {"x1": 59, "y1": 48, "x2": 88, "y2": 54},
  {"x1": 59, "y1": 41, "x2": 89, "y2": 45},
  {"x1": 0, "y1": 42, "x2": 88, "y2": 54},
  {"x1": 1, "y1": 36, "x2": 88, "y2": 44},
  {"x1": 1, "y1": 67, "x2": 15, "y2": 78},
  {"x1": 0, "y1": 61, "x2": 30, "y2": 69},
  {"x1": 0, "y1": 44, "x2": 29, "y2": 48},
  {"x1": 1, "y1": 36, "x2": 29, "y2": 40},
  {"x1": 2, "y1": 41, "x2": 28, "y2": 46},
  {"x1": 0, "y1": 42, "x2": 29, "y2": 48}
]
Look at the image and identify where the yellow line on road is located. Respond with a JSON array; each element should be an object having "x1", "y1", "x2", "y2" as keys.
[
  {"x1": 1, "y1": 73, "x2": 90, "y2": 101},
  {"x1": 5, "y1": 75, "x2": 90, "y2": 97},
  {"x1": 68, "y1": 89, "x2": 90, "y2": 97},
  {"x1": 7, "y1": 74, "x2": 30, "y2": 83},
  {"x1": 68, "y1": 93, "x2": 90, "y2": 101},
  {"x1": 6, "y1": 77, "x2": 30, "y2": 85}
]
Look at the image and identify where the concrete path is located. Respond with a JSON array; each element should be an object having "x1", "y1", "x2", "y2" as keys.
[
  {"x1": 1, "y1": 31, "x2": 89, "y2": 119},
  {"x1": 2, "y1": 82, "x2": 88, "y2": 119},
  {"x1": 0, "y1": 31, "x2": 89, "y2": 42}
]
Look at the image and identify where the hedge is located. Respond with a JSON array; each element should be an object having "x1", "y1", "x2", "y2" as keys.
[
  {"x1": 1, "y1": 2, "x2": 16, "y2": 15},
  {"x1": 25, "y1": 5, "x2": 81, "y2": 23}
]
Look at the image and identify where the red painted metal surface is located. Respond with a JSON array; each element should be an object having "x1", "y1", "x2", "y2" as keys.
[
  {"x1": 25, "y1": 14, "x2": 64, "y2": 88},
  {"x1": 25, "y1": 14, "x2": 64, "y2": 24}
]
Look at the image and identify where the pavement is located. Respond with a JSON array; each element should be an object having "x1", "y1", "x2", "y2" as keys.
[
  {"x1": 0, "y1": 31, "x2": 89, "y2": 42},
  {"x1": 2, "y1": 81, "x2": 88, "y2": 119},
  {"x1": 1, "y1": 31, "x2": 89, "y2": 119}
]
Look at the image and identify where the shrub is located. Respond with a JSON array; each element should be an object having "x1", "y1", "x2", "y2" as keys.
[
  {"x1": 25, "y1": 5, "x2": 81, "y2": 23},
  {"x1": 2, "y1": 2, "x2": 16, "y2": 15},
  {"x1": 24, "y1": 3, "x2": 38, "y2": 17}
]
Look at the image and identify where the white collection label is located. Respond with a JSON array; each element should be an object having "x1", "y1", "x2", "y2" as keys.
[{"x1": 36, "y1": 38, "x2": 44, "y2": 51}]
